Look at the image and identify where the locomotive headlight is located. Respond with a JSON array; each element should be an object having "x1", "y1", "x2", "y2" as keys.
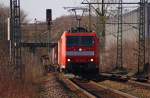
[
  {"x1": 62, "y1": 65, "x2": 66, "y2": 69},
  {"x1": 79, "y1": 48, "x2": 82, "y2": 51},
  {"x1": 67, "y1": 59, "x2": 71, "y2": 62},
  {"x1": 90, "y1": 59, "x2": 94, "y2": 62}
]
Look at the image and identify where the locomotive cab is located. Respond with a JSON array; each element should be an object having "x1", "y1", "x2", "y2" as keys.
[{"x1": 58, "y1": 27, "x2": 99, "y2": 75}]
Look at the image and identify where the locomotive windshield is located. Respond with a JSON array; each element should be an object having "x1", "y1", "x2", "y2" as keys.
[{"x1": 67, "y1": 36, "x2": 94, "y2": 47}]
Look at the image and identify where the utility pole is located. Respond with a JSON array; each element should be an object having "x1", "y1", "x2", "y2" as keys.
[
  {"x1": 10, "y1": 0, "x2": 22, "y2": 80},
  {"x1": 0, "y1": 15, "x2": 3, "y2": 40},
  {"x1": 46, "y1": 9, "x2": 52, "y2": 53},
  {"x1": 101, "y1": 0, "x2": 106, "y2": 68},
  {"x1": 0, "y1": 15, "x2": 6, "y2": 40},
  {"x1": 138, "y1": 0, "x2": 146, "y2": 74},
  {"x1": 34, "y1": 18, "x2": 37, "y2": 42},
  {"x1": 89, "y1": 4, "x2": 92, "y2": 31},
  {"x1": 82, "y1": 0, "x2": 146, "y2": 74},
  {"x1": 116, "y1": 0, "x2": 123, "y2": 69},
  {"x1": 148, "y1": 3, "x2": 150, "y2": 68}
]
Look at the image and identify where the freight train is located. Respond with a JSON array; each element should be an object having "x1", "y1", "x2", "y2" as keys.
[{"x1": 50, "y1": 27, "x2": 100, "y2": 74}]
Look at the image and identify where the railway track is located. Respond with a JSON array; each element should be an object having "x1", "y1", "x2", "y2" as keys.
[
  {"x1": 98, "y1": 80, "x2": 150, "y2": 98},
  {"x1": 46, "y1": 69, "x2": 150, "y2": 98},
  {"x1": 99, "y1": 73, "x2": 150, "y2": 97},
  {"x1": 128, "y1": 80, "x2": 150, "y2": 89},
  {"x1": 100, "y1": 73, "x2": 150, "y2": 87},
  {"x1": 59, "y1": 74, "x2": 96, "y2": 98},
  {"x1": 60, "y1": 74, "x2": 137, "y2": 98},
  {"x1": 72, "y1": 78, "x2": 138, "y2": 98}
]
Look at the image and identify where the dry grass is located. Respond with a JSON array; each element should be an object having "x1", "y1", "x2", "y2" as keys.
[
  {"x1": 22, "y1": 48, "x2": 46, "y2": 83},
  {"x1": 103, "y1": 40, "x2": 138, "y2": 73},
  {"x1": 0, "y1": 41, "x2": 40, "y2": 98},
  {"x1": 0, "y1": 81, "x2": 37, "y2": 98}
]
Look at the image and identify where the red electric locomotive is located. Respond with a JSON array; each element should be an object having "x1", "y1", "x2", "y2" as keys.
[{"x1": 57, "y1": 27, "x2": 100, "y2": 74}]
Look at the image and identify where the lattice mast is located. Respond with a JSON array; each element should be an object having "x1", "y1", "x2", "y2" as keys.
[
  {"x1": 138, "y1": 0, "x2": 146, "y2": 74},
  {"x1": 116, "y1": 0, "x2": 123, "y2": 69},
  {"x1": 10, "y1": 0, "x2": 22, "y2": 79}
]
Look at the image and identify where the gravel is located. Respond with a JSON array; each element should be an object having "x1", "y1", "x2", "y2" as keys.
[
  {"x1": 39, "y1": 73, "x2": 79, "y2": 98},
  {"x1": 99, "y1": 80, "x2": 150, "y2": 98}
]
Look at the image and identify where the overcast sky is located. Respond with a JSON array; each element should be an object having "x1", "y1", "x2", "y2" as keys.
[{"x1": 0, "y1": 0, "x2": 140, "y2": 22}]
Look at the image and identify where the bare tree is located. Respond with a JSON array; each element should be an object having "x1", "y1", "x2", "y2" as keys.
[{"x1": 0, "y1": 3, "x2": 28, "y2": 40}]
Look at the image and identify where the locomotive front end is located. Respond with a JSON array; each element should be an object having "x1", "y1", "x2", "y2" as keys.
[{"x1": 65, "y1": 33, "x2": 99, "y2": 74}]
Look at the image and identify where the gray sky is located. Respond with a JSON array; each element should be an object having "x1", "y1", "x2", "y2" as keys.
[
  {"x1": 1, "y1": 0, "x2": 81, "y2": 22},
  {"x1": 0, "y1": 0, "x2": 140, "y2": 22}
]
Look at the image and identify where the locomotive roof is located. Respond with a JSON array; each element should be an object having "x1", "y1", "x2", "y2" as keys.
[
  {"x1": 64, "y1": 31, "x2": 97, "y2": 36},
  {"x1": 68, "y1": 27, "x2": 88, "y2": 33}
]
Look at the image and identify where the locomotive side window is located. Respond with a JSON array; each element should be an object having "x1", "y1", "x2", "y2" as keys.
[{"x1": 67, "y1": 36, "x2": 94, "y2": 47}]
